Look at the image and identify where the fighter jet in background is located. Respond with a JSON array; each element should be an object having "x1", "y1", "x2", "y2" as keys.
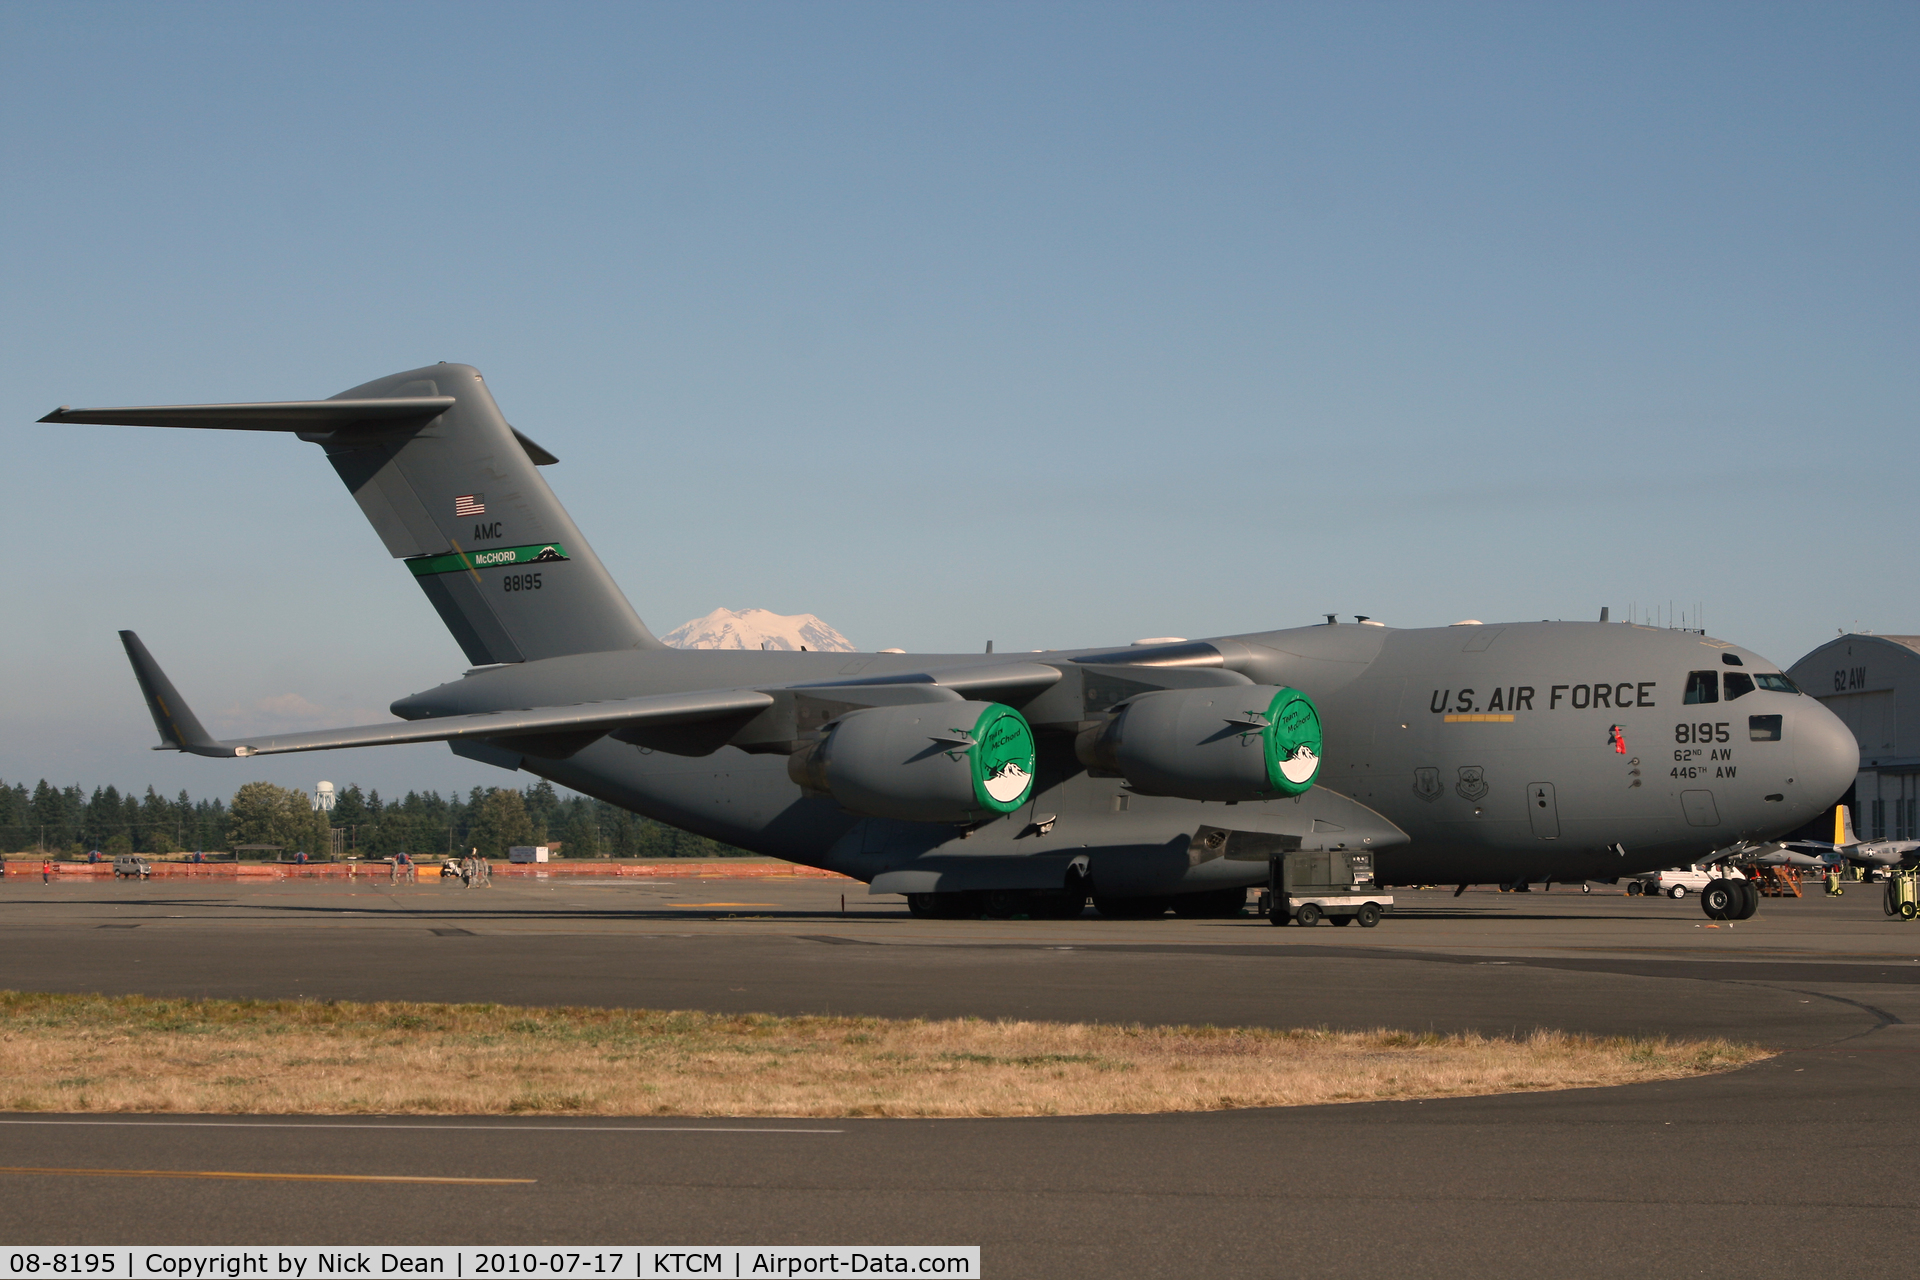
[{"x1": 42, "y1": 363, "x2": 1861, "y2": 921}]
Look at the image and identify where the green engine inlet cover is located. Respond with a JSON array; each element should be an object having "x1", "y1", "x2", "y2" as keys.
[
  {"x1": 1261, "y1": 687, "x2": 1322, "y2": 796},
  {"x1": 968, "y1": 703, "x2": 1037, "y2": 813}
]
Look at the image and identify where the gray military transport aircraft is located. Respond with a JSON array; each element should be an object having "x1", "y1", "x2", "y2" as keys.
[{"x1": 43, "y1": 364, "x2": 1860, "y2": 922}]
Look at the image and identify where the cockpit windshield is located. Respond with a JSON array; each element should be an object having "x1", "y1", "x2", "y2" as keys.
[
  {"x1": 1684, "y1": 671, "x2": 1719, "y2": 704},
  {"x1": 1755, "y1": 673, "x2": 1800, "y2": 694},
  {"x1": 1723, "y1": 672, "x2": 1755, "y2": 700}
]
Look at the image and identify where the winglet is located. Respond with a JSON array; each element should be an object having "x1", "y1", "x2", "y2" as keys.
[{"x1": 118, "y1": 631, "x2": 233, "y2": 757}]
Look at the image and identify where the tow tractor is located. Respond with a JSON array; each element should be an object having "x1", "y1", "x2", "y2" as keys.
[{"x1": 1265, "y1": 849, "x2": 1392, "y2": 927}]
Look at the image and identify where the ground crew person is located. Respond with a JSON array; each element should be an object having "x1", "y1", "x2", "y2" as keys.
[{"x1": 42, "y1": 859, "x2": 51, "y2": 884}]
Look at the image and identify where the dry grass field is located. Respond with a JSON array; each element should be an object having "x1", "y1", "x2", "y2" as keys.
[{"x1": 0, "y1": 991, "x2": 1767, "y2": 1117}]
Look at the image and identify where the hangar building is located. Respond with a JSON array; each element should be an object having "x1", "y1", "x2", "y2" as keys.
[{"x1": 1787, "y1": 634, "x2": 1920, "y2": 840}]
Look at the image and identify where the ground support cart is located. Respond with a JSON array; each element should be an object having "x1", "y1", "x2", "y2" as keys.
[
  {"x1": 1265, "y1": 850, "x2": 1392, "y2": 927},
  {"x1": 1886, "y1": 870, "x2": 1919, "y2": 920}
]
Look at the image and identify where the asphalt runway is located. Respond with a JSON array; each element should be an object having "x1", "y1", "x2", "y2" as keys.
[{"x1": 3, "y1": 872, "x2": 1918, "y2": 1278}]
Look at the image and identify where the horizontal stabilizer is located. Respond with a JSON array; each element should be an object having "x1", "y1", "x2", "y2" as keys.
[{"x1": 40, "y1": 398, "x2": 455, "y2": 433}]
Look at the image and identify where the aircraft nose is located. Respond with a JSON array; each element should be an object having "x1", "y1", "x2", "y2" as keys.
[{"x1": 1794, "y1": 697, "x2": 1859, "y2": 815}]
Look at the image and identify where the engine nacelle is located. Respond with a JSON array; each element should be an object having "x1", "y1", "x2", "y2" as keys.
[
  {"x1": 1074, "y1": 684, "x2": 1322, "y2": 801},
  {"x1": 787, "y1": 700, "x2": 1038, "y2": 823}
]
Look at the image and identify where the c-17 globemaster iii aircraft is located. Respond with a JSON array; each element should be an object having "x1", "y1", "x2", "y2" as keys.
[{"x1": 42, "y1": 364, "x2": 1860, "y2": 922}]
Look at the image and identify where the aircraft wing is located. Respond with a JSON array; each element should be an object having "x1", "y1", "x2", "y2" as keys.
[
  {"x1": 120, "y1": 630, "x2": 772, "y2": 759},
  {"x1": 119, "y1": 630, "x2": 1066, "y2": 762}
]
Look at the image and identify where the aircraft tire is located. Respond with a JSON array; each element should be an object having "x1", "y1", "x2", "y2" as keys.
[
  {"x1": 1330, "y1": 914, "x2": 1352, "y2": 926},
  {"x1": 1170, "y1": 888, "x2": 1249, "y2": 919},
  {"x1": 1355, "y1": 903, "x2": 1383, "y2": 928},
  {"x1": 982, "y1": 890, "x2": 1033, "y2": 919},
  {"x1": 907, "y1": 892, "x2": 981, "y2": 920},
  {"x1": 1737, "y1": 879, "x2": 1761, "y2": 920},
  {"x1": 1030, "y1": 891, "x2": 1089, "y2": 920},
  {"x1": 1295, "y1": 902, "x2": 1323, "y2": 927},
  {"x1": 1626, "y1": 881, "x2": 1642, "y2": 896},
  {"x1": 1092, "y1": 895, "x2": 1172, "y2": 920},
  {"x1": 1699, "y1": 880, "x2": 1737, "y2": 921}
]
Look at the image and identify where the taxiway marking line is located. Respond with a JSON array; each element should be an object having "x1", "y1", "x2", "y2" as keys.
[{"x1": 0, "y1": 1166, "x2": 532, "y2": 1184}]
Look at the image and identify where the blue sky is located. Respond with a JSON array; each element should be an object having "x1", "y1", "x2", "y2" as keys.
[{"x1": 2, "y1": 2, "x2": 1914, "y2": 800}]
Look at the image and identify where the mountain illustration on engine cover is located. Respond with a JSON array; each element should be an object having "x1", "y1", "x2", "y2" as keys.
[{"x1": 663, "y1": 607, "x2": 855, "y2": 652}]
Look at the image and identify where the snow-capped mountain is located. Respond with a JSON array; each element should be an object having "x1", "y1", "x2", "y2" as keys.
[{"x1": 662, "y1": 607, "x2": 856, "y2": 653}]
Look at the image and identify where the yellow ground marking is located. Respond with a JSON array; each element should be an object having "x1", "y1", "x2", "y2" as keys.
[
  {"x1": 0, "y1": 1166, "x2": 532, "y2": 1184},
  {"x1": 1444, "y1": 714, "x2": 1515, "y2": 723}
]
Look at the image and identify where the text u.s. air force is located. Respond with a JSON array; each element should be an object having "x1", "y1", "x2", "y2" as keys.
[{"x1": 1429, "y1": 682, "x2": 1658, "y2": 715}]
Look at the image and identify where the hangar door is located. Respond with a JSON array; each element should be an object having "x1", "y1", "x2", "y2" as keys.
[{"x1": 1825, "y1": 690, "x2": 1895, "y2": 758}]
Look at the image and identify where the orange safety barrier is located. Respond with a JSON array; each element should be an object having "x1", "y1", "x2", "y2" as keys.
[{"x1": 6, "y1": 859, "x2": 851, "y2": 881}]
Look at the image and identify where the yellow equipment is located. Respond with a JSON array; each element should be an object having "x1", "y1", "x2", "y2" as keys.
[{"x1": 1886, "y1": 870, "x2": 1919, "y2": 921}]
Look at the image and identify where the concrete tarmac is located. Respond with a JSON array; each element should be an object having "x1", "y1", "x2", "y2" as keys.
[{"x1": 2, "y1": 874, "x2": 1918, "y2": 1277}]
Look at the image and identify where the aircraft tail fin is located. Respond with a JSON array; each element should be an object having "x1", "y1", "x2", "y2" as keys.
[
  {"x1": 1837, "y1": 804, "x2": 1858, "y2": 847},
  {"x1": 49, "y1": 366, "x2": 663, "y2": 665}
]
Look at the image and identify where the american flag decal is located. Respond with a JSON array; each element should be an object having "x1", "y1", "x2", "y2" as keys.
[{"x1": 454, "y1": 494, "x2": 485, "y2": 517}]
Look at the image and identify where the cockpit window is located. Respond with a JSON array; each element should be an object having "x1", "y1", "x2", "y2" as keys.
[
  {"x1": 1683, "y1": 671, "x2": 1719, "y2": 704},
  {"x1": 1721, "y1": 653, "x2": 1744, "y2": 666},
  {"x1": 1749, "y1": 714, "x2": 1783, "y2": 741},
  {"x1": 1755, "y1": 673, "x2": 1799, "y2": 694},
  {"x1": 1723, "y1": 672, "x2": 1755, "y2": 700}
]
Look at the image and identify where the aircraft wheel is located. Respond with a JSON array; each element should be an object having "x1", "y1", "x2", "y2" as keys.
[
  {"x1": 1699, "y1": 880, "x2": 1737, "y2": 921},
  {"x1": 1170, "y1": 887, "x2": 1249, "y2": 919},
  {"x1": 1295, "y1": 903, "x2": 1323, "y2": 927},
  {"x1": 1733, "y1": 879, "x2": 1760, "y2": 920},
  {"x1": 1355, "y1": 903, "x2": 1383, "y2": 928},
  {"x1": 1902, "y1": 902, "x2": 1917, "y2": 921},
  {"x1": 907, "y1": 892, "x2": 980, "y2": 920},
  {"x1": 1030, "y1": 891, "x2": 1089, "y2": 920},
  {"x1": 1092, "y1": 895, "x2": 1170, "y2": 920},
  {"x1": 1626, "y1": 881, "x2": 1642, "y2": 896},
  {"x1": 982, "y1": 890, "x2": 1031, "y2": 919},
  {"x1": 1330, "y1": 914, "x2": 1352, "y2": 926},
  {"x1": 1268, "y1": 905, "x2": 1287, "y2": 928},
  {"x1": 1668, "y1": 885, "x2": 1687, "y2": 899}
]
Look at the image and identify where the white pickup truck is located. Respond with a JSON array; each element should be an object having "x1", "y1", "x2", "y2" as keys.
[{"x1": 1629, "y1": 865, "x2": 1746, "y2": 899}]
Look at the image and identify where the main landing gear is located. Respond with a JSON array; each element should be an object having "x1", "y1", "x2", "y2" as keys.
[
  {"x1": 1699, "y1": 877, "x2": 1759, "y2": 921},
  {"x1": 905, "y1": 888, "x2": 1252, "y2": 920}
]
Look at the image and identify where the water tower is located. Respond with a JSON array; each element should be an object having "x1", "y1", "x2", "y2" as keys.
[{"x1": 312, "y1": 781, "x2": 336, "y2": 812}]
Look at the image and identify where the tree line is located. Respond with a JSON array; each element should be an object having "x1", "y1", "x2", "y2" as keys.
[{"x1": 0, "y1": 777, "x2": 747, "y2": 860}]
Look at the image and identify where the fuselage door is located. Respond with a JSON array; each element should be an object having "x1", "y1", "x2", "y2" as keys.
[
  {"x1": 1682, "y1": 789, "x2": 1721, "y2": 827},
  {"x1": 1527, "y1": 782, "x2": 1559, "y2": 839}
]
